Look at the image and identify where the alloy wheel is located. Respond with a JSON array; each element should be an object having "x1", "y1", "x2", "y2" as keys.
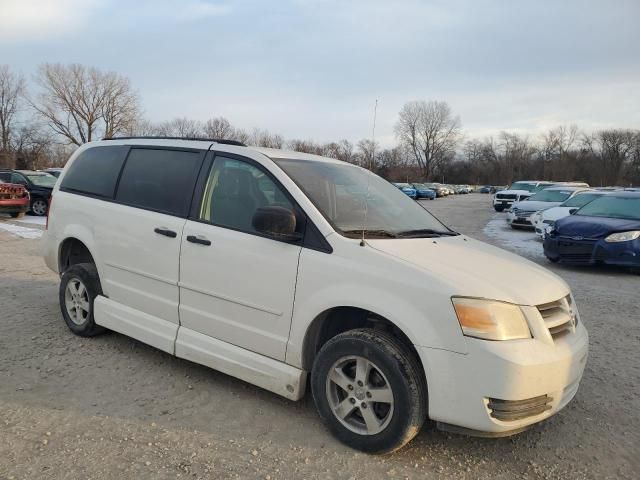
[
  {"x1": 64, "y1": 278, "x2": 90, "y2": 325},
  {"x1": 325, "y1": 355, "x2": 394, "y2": 435}
]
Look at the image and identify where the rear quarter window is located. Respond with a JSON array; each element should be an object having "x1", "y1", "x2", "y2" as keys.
[
  {"x1": 114, "y1": 148, "x2": 202, "y2": 217},
  {"x1": 60, "y1": 146, "x2": 129, "y2": 198}
]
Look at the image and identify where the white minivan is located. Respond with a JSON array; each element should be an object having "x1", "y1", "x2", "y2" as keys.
[{"x1": 43, "y1": 138, "x2": 588, "y2": 453}]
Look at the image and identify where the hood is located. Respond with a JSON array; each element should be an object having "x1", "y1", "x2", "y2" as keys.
[
  {"x1": 541, "y1": 206, "x2": 572, "y2": 222},
  {"x1": 512, "y1": 200, "x2": 561, "y2": 212},
  {"x1": 367, "y1": 235, "x2": 569, "y2": 306},
  {"x1": 498, "y1": 189, "x2": 531, "y2": 196},
  {"x1": 555, "y1": 215, "x2": 640, "y2": 238}
]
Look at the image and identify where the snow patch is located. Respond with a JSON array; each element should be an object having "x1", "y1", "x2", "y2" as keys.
[
  {"x1": 483, "y1": 214, "x2": 544, "y2": 259},
  {"x1": 16, "y1": 216, "x2": 47, "y2": 226},
  {"x1": 0, "y1": 222, "x2": 43, "y2": 239}
]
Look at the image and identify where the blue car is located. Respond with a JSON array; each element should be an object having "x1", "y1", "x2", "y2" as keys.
[
  {"x1": 393, "y1": 182, "x2": 417, "y2": 199},
  {"x1": 543, "y1": 192, "x2": 640, "y2": 268},
  {"x1": 411, "y1": 183, "x2": 436, "y2": 200}
]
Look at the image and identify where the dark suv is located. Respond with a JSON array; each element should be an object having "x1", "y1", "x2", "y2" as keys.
[{"x1": 0, "y1": 169, "x2": 57, "y2": 216}]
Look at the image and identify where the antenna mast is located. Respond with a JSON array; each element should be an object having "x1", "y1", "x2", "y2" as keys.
[
  {"x1": 370, "y1": 98, "x2": 378, "y2": 170},
  {"x1": 360, "y1": 99, "x2": 378, "y2": 246}
]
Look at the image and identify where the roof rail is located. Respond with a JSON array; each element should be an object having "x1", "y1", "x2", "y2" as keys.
[{"x1": 102, "y1": 136, "x2": 247, "y2": 146}]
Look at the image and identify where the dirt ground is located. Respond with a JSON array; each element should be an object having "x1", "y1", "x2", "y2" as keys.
[{"x1": 1, "y1": 195, "x2": 638, "y2": 479}]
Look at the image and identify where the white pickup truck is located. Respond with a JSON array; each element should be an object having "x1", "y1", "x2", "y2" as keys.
[{"x1": 493, "y1": 181, "x2": 556, "y2": 212}]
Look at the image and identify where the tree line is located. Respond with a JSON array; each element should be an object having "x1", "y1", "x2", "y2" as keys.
[{"x1": 1, "y1": 63, "x2": 638, "y2": 186}]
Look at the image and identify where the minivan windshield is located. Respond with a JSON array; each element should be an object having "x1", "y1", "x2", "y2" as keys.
[
  {"x1": 576, "y1": 195, "x2": 640, "y2": 220},
  {"x1": 275, "y1": 159, "x2": 455, "y2": 239},
  {"x1": 526, "y1": 189, "x2": 574, "y2": 203}
]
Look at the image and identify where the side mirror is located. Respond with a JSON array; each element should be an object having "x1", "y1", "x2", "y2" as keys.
[
  {"x1": 569, "y1": 208, "x2": 578, "y2": 215},
  {"x1": 252, "y1": 206, "x2": 302, "y2": 242}
]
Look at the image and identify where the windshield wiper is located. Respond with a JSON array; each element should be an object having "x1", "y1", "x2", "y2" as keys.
[
  {"x1": 396, "y1": 228, "x2": 459, "y2": 238},
  {"x1": 343, "y1": 229, "x2": 398, "y2": 238}
]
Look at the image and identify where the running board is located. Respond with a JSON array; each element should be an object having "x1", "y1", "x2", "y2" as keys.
[
  {"x1": 94, "y1": 296, "x2": 306, "y2": 401},
  {"x1": 94, "y1": 295, "x2": 177, "y2": 354},
  {"x1": 175, "y1": 327, "x2": 307, "y2": 401}
]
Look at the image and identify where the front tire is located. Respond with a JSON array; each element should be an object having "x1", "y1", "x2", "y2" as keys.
[
  {"x1": 311, "y1": 329, "x2": 427, "y2": 454},
  {"x1": 494, "y1": 205, "x2": 504, "y2": 212},
  {"x1": 59, "y1": 263, "x2": 106, "y2": 337}
]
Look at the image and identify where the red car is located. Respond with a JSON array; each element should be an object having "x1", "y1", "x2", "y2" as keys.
[{"x1": 0, "y1": 180, "x2": 30, "y2": 218}]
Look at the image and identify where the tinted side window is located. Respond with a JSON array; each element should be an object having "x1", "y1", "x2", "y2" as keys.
[
  {"x1": 60, "y1": 146, "x2": 128, "y2": 198},
  {"x1": 0, "y1": 172, "x2": 10, "y2": 182},
  {"x1": 116, "y1": 148, "x2": 201, "y2": 217},
  {"x1": 199, "y1": 156, "x2": 294, "y2": 233}
]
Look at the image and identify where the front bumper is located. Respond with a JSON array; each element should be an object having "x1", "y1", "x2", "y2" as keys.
[
  {"x1": 493, "y1": 199, "x2": 514, "y2": 208},
  {"x1": 544, "y1": 235, "x2": 640, "y2": 266},
  {"x1": 506, "y1": 211, "x2": 535, "y2": 228},
  {"x1": 418, "y1": 323, "x2": 588, "y2": 435}
]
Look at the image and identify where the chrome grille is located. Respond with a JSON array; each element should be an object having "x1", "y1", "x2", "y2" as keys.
[
  {"x1": 537, "y1": 296, "x2": 576, "y2": 338},
  {"x1": 496, "y1": 193, "x2": 516, "y2": 200},
  {"x1": 512, "y1": 208, "x2": 536, "y2": 216},
  {"x1": 488, "y1": 395, "x2": 553, "y2": 421}
]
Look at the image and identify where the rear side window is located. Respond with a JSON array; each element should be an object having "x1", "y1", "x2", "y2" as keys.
[
  {"x1": 115, "y1": 148, "x2": 202, "y2": 217},
  {"x1": 60, "y1": 146, "x2": 128, "y2": 197}
]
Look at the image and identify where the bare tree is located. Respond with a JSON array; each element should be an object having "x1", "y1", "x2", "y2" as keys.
[
  {"x1": 156, "y1": 117, "x2": 203, "y2": 137},
  {"x1": 0, "y1": 65, "x2": 26, "y2": 165},
  {"x1": 12, "y1": 124, "x2": 52, "y2": 170},
  {"x1": 357, "y1": 138, "x2": 378, "y2": 169},
  {"x1": 394, "y1": 100, "x2": 462, "y2": 180},
  {"x1": 32, "y1": 63, "x2": 140, "y2": 145},
  {"x1": 582, "y1": 129, "x2": 636, "y2": 186},
  {"x1": 249, "y1": 128, "x2": 284, "y2": 148},
  {"x1": 203, "y1": 116, "x2": 235, "y2": 139},
  {"x1": 102, "y1": 71, "x2": 140, "y2": 138}
]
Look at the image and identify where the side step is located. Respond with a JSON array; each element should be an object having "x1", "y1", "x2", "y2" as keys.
[{"x1": 176, "y1": 327, "x2": 306, "y2": 401}]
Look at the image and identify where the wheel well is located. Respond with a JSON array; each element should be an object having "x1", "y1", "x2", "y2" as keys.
[
  {"x1": 59, "y1": 238, "x2": 95, "y2": 273},
  {"x1": 301, "y1": 307, "x2": 423, "y2": 373}
]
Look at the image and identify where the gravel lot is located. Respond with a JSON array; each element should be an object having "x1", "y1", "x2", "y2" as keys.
[{"x1": 1, "y1": 194, "x2": 638, "y2": 480}]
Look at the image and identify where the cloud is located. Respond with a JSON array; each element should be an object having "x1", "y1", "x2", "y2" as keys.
[
  {"x1": 0, "y1": 0, "x2": 231, "y2": 42},
  {"x1": 0, "y1": 0, "x2": 104, "y2": 42}
]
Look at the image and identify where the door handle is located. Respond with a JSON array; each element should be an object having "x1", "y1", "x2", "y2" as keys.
[
  {"x1": 154, "y1": 227, "x2": 177, "y2": 238},
  {"x1": 187, "y1": 235, "x2": 211, "y2": 246}
]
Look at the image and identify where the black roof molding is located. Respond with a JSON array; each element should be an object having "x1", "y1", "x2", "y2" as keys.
[{"x1": 102, "y1": 136, "x2": 247, "y2": 147}]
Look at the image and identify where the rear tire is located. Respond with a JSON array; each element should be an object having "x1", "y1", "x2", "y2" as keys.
[
  {"x1": 59, "y1": 263, "x2": 106, "y2": 337},
  {"x1": 31, "y1": 198, "x2": 48, "y2": 216},
  {"x1": 311, "y1": 328, "x2": 427, "y2": 454}
]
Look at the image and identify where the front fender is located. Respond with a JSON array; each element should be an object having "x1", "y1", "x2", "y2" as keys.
[{"x1": 285, "y1": 245, "x2": 468, "y2": 369}]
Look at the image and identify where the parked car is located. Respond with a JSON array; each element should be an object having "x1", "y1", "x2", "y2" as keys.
[
  {"x1": 0, "y1": 180, "x2": 30, "y2": 218},
  {"x1": 531, "y1": 191, "x2": 608, "y2": 238},
  {"x1": 44, "y1": 167, "x2": 64, "y2": 178},
  {"x1": 411, "y1": 183, "x2": 436, "y2": 200},
  {"x1": 392, "y1": 182, "x2": 417, "y2": 199},
  {"x1": 493, "y1": 181, "x2": 556, "y2": 212},
  {"x1": 43, "y1": 137, "x2": 588, "y2": 453},
  {"x1": 0, "y1": 169, "x2": 57, "y2": 216},
  {"x1": 543, "y1": 192, "x2": 640, "y2": 268},
  {"x1": 479, "y1": 186, "x2": 492, "y2": 194},
  {"x1": 426, "y1": 183, "x2": 448, "y2": 197},
  {"x1": 507, "y1": 187, "x2": 591, "y2": 229}
]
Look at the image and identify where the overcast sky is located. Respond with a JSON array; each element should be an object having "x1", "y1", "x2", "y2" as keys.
[{"x1": 1, "y1": 0, "x2": 639, "y2": 146}]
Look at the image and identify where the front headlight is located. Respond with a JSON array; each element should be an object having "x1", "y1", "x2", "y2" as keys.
[
  {"x1": 452, "y1": 297, "x2": 531, "y2": 341},
  {"x1": 605, "y1": 231, "x2": 640, "y2": 243}
]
